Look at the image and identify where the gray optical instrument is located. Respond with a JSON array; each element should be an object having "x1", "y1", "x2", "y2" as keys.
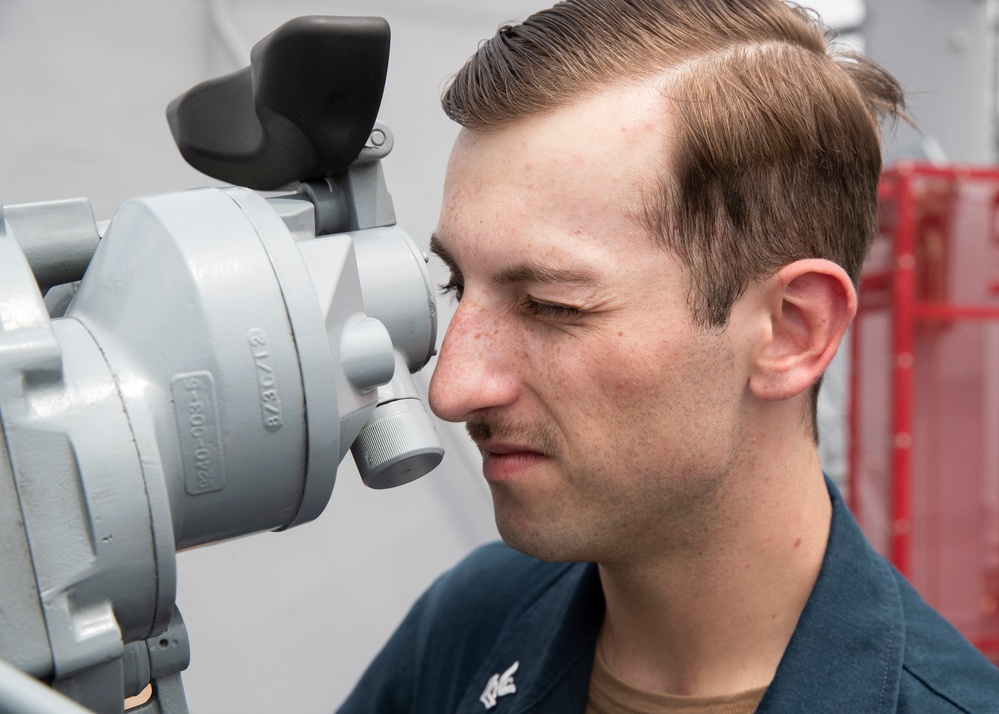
[{"x1": 0, "y1": 16, "x2": 441, "y2": 714}]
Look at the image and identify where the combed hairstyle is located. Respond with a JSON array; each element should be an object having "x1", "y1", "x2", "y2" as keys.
[{"x1": 441, "y1": 0, "x2": 906, "y2": 439}]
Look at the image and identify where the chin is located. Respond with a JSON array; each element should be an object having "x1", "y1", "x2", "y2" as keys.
[
  {"x1": 490, "y1": 488, "x2": 602, "y2": 563},
  {"x1": 495, "y1": 515, "x2": 592, "y2": 564}
]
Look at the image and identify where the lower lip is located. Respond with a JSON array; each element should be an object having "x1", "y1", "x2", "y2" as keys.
[{"x1": 482, "y1": 451, "x2": 547, "y2": 483}]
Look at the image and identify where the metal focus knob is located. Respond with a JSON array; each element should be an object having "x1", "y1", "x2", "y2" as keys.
[{"x1": 350, "y1": 398, "x2": 444, "y2": 489}]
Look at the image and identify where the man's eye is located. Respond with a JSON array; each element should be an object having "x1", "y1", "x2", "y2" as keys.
[
  {"x1": 526, "y1": 299, "x2": 581, "y2": 321},
  {"x1": 439, "y1": 280, "x2": 464, "y2": 301}
]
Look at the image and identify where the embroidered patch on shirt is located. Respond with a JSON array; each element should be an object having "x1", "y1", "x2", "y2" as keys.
[{"x1": 480, "y1": 661, "x2": 519, "y2": 709}]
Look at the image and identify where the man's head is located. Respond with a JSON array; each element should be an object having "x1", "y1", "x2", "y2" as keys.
[
  {"x1": 427, "y1": 0, "x2": 903, "y2": 561},
  {"x1": 440, "y1": 0, "x2": 905, "y2": 437}
]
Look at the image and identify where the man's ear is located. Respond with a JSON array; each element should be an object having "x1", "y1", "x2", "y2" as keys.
[{"x1": 749, "y1": 259, "x2": 857, "y2": 402}]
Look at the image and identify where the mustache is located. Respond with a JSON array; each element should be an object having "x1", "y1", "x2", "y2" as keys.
[{"x1": 466, "y1": 417, "x2": 560, "y2": 457}]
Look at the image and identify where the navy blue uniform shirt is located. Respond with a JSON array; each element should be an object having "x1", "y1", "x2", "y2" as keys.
[{"x1": 340, "y1": 479, "x2": 999, "y2": 712}]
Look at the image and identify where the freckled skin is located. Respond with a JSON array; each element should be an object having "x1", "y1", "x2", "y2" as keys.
[{"x1": 429, "y1": 83, "x2": 762, "y2": 566}]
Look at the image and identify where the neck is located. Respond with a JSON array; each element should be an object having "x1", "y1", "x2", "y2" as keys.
[{"x1": 596, "y1": 447, "x2": 831, "y2": 697}]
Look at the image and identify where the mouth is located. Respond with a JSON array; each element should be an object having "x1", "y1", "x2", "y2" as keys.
[
  {"x1": 467, "y1": 419, "x2": 557, "y2": 483},
  {"x1": 477, "y1": 439, "x2": 543, "y2": 458},
  {"x1": 476, "y1": 440, "x2": 548, "y2": 483}
]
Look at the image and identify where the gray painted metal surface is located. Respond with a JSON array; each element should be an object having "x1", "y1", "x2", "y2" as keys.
[
  {"x1": 865, "y1": 0, "x2": 995, "y2": 164},
  {"x1": 0, "y1": 121, "x2": 441, "y2": 711}
]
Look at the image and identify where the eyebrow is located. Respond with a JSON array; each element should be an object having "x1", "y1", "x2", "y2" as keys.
[
  {"x1": 430, "y1": 233, "x2": 598, "y2": 287},
  {"x1": 429, "y1": 234, "x2": 457, "y2": 271},
  {"x1": 493, "y1": 263, "x2": 596, "y2": 286}
]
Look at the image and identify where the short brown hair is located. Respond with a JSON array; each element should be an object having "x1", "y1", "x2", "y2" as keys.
[{"x1": 442, "y1": 0, "x2": 906, "y2": 436}]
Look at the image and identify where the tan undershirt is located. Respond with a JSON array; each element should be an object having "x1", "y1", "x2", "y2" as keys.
[{"x1": 585, "y1": 642, "x2": 768, "y2": 714}]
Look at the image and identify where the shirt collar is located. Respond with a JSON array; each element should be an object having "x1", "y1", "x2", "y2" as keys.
[
  {"x1": 756, "y1": 477, "x2": 904, "y2": 712},
  {"x1": 456, "y1": 559, "x2": 602, "y2": 713},
  {"x1": 457, "y1": 477, "x2": 905, "y2": 712}
]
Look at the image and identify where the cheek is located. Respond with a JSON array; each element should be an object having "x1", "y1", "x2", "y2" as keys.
[
  {"x1": 583, "y1": 332, "x2": 738, "y2": 426},
  {"x1": 550, "y1": 336, "x2": 666, "y2": 422}
]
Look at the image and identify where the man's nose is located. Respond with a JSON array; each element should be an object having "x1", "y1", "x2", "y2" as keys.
[{"x1": 428, "y1": 300, "x2": 520, "y2": 423}]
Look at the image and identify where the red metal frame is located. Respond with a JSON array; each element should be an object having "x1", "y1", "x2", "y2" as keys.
[
  {"x1": 891, "y1": 166, "x2": 916, "y2": 577},
  {"x1": 850, "y1": 161, "x2": 999, "y2": 661}
]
